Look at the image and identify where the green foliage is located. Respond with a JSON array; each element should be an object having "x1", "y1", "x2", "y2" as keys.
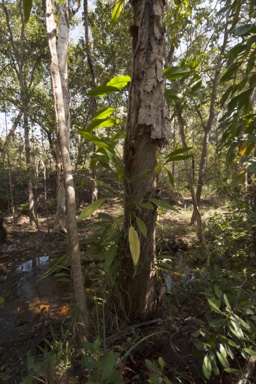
[
  {"x1": 194, "y1": 283, "x2": 256, "y2": 380},
  {"x1": 24, "y1": 327, "x2": 74, "y2": 383},
  {"x1": 110, "y1": 0, "x2": 126, "y2": 29},
  {"x1": 81, "y1": 337, "x2": 124, "y2": 383},
  {"x1": 23, "y1": 0, "x2": 32, "y2": 22},
  {"x1": 78, "y1": 198, "x2": 106, "y2": 221},
  {"x1": 191, "y1": 197, "x2": 256, "y2": 380},
  {"x1": 88, "y1": 76, "x2": 131, "y2": 97},
  {"x1": 145, "y1": 357, "x2": 171, "y2": 384},
  {"x1": 219, "y1": 0, "x2": 256, "y2": 179}
]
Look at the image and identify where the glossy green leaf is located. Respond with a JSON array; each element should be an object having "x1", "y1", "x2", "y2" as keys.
[
  {"x1": 223, "y1": 294, "x2": 231, "y2": 310},
  {"x1": 231, "y1": 170, "x2": 246, "y2": 187},
  {"x1": 145, "y1": 359, "x2": 161, "y2": 374},
  {"x1": 165, "y1": 168, "x2": 175, "y2": 186},
  {"x1": 243, "y1": 348, "x2": 256, "y2": 358},
  {"x1": 86, "y1": 118, "x2": 119, "y2": 132},
  {"x1": 136, "y1": 217, "x2": 147, "y2": 238},
  {"x1": 101, "y1": 351, "x2": 116, "y2": 381},
  {"x1": 97, "y1": 212, "x2": 114, "y2": 222},
  {"x1": 92, "y1": 107, "x2": 115, "y2": 120},
  {"x1": 96, "y1": 180, "x2": 114, "y2": 190},
  {"x1": 149, "y1": 198, "x2": 177, "y2": 211},
  {"x1": 87, "y1": 85, "x2": 119, "y2": 97},
  {"x1": 107, "y1": 75, "x2": 131, "y2": 89},
  {"x1": 208, "y1": 318, "x2": 226, "y2": 328},
  {"x1": 207, "y1": 297, "x2": 221, "y2": 312},
  {"x1": 165, "y1": 154, "x2": 192, "y2": 162},
  {"x1": 190, "y1": 79, "x2": 202, "y2": 92},
  {"x1": 104, "y1": 244, "x2": 117, "y2": 271},
  {"x1": 194, "y1": 339, "x2": 207, "y2": 351},
  {"x1": 165, "y1": 147, "x2": 193, "y2": 157},
  {"x1": 164, "y1": 66, "x2": 191, "y2": 80},
  {"x1": 216, "y1": 346, "x2": 229, "y2": 368},
  {"x1": 139, "y1": 202, "x2": 154, "y2": 209},
  {"x1": 202, "y1": 354, "x2": 212, "y2": 380},
  {"x1": 128, "y1": 226, "x2": 140, "y2": 266},
  {"x1": 77, "y1": 130, "x2": 113, "y2": 150},
  {"x1": 0, "y1": 296, "x2": 5, "y2": 304},
  {"x1": 220, "y1": 62, "x2": 240, "y2": 83},
  {"x1": 165, "y1": 88, "x2": 182, "y2": 100},
  {"x1": 234, "y1": 24, "x2": 254, "y2": 36},
  {"x1": 214, "y1": 284, "x2": 222, "y2": 299},
  {"x1": 78, "y1": 198, "x2": 105, "y2": 220},
  {"x1": 209, "y1": 351, "x2": 220, "y2": 376},
  {"x1": 110, "y1": 0, "x2": 125, "y2": 29},
  {"x1": 23, "y1": 0, "x2": 32, "y2": 22},
  {"x1": 224, "y1": 368, "x2": 240, "y2": 373}
]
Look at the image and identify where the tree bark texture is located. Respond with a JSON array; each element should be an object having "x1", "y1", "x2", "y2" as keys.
[
  {"x1": 53, "y1": 0, "x2": 70, "y2": 232},
  {"x1": 117, "y1": 0, "x2": 169, "y2": 320},
  {"x1": 45, "y1": 0, "x2": 89, "y2": 343}
]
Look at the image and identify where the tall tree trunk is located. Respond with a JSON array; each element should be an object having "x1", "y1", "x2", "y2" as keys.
[
  {"x1": 45, "y1": 0, "x2": 89, "y2": 343},
  {"x1": 83, "y1": 0, "x2": 98, "y2": 202},
  {"x1": 116, "y1": 0, "x2": 169, "y2": 320},
  {"x1": 53, "y1": 0, "x2": 71, "y2": 232},
  {"x1": 176, "y1": 108, "x2": 210, "y2": 264}
]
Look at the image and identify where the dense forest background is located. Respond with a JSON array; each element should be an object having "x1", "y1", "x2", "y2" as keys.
[{"x1": 0, "y1": 0, "x2": 256, "y2": 383}]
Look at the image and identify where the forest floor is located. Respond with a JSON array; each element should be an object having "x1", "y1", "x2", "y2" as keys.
[{"x1": 0, "y1": 200, "x2": 252, "y2": 384}]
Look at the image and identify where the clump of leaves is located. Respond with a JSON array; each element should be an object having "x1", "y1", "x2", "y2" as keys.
[{"x1": 193, "y1": 279, "x2": 256, "y2": 380}]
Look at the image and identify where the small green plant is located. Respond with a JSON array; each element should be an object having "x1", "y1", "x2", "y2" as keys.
[
  {"x1": 24, "y1": 327, "x2": 74, "y2": 383},
  {"x1": 81, "y1": 337, "x2": 124, "y2": 384},
  {"x1": 145, "y1": 357, "x2": 172, "y2": 384}
]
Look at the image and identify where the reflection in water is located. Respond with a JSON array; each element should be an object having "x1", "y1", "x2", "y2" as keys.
[{"x1": 17, "y1": 256, "x2": 49, "y2": 273}]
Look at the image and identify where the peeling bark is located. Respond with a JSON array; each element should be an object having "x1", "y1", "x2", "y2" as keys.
[{"x1": 117, "y1": 0, "x2": 169, "y2": 320}]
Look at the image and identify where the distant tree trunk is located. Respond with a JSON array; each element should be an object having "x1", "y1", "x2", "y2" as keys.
[
  {"x1": 45, "y1": 0, "x2": 89, "y2": 343},
  {"x1": 4, "y1": 110, "x2": 15, "y2": 223},
  {"x1": 83, "y1": 0, "x2": 98, "y2": 202},
  {"x1": 116, "y1": 0, "x2": 169, "y2": 320},
  {"x1": 24, "y1": 101, "x2": 38, "y2": 228},
  {"x1": 176, "y1": 108, "x2": 210, "y2": 264},
  {"x1": 191, "y1": 22, "x2": 228, "y2": 223},
  {"x1": 1, "y1": 110, "x2": 22, "y2": 160},
  {"x1": 2, "y1": 0, "x2": 38, "y2": 228}
]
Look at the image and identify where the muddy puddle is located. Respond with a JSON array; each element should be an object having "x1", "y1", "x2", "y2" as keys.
[{"x1": 0, "y1": 232, "x2": 71, "y2": 383}]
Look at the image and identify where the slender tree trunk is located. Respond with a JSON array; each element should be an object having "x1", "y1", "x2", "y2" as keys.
[
  {"x1": 176, "y1": 109, "x2": 210, "y2": 264},
  {"x1": 116, "y1": 0, "x2": 169, "y2": 320},
  {"x1": 24, "y1": 101, "x2": 38, "y2": 228},
  {"x1": 191, "y1": 23, "x2": 228, "y2": 222},
  {"x1": 83, "y1": 0, "x2": 98, "y2": 202},
  {"x1": 1, "y1": 110, "x2": 23, "y2": 160},
  {"x1": 53, "y1": 0, "x2": 71, "y2": 232},
  {"x1": 45, "y1": 0, "x2": 89, "y2": 342}
]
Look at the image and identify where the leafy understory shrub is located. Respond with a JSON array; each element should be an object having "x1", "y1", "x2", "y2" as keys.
[{"x1": 193, "y1": 283, "x2": 256, "y2": 380}]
